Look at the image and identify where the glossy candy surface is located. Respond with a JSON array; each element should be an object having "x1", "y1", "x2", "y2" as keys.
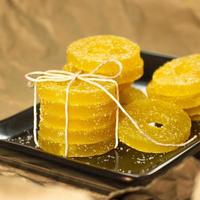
[
  {"x1": 119, "y1": 99, "x2": 191, "y2": 153},
  {"x1": 39, "y1": 136, "x2": 115, "y2": 157}
]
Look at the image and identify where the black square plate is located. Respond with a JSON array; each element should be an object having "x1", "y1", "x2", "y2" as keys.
[{"x1": 0, "y1": 51, "x2": 199, "y2": 194}]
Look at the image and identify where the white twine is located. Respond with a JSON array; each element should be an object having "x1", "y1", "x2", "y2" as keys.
[{"x1": 25, "y1": 60, "x2": 197, "y2": 157}]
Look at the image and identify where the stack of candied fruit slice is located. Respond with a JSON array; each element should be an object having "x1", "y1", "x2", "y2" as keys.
[
  {"x1": 147, "y1": 54, "x2": 200, "y2": 122},
  {"x1": 38, "y1": 80, "x2": 117, "y2": 157},
  {"x1": 65, "y1": 35, "x2": 144, "y2": 97},
  {"x1": 34, "y1": 35, "x2": 195, "y2": 158}
]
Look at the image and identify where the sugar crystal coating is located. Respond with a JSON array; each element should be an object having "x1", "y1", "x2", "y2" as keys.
[
  {"x1": 119, "y1": 99, "x2": 191, "y2": 153},
  {"x1": 66, "y1": 35, "x2": 144, "y2": 84},
  {"x1": 152, "y1": 54, "x2": 200, "y2": 96},
  {"x1": 147, "y1": 81, "x2": 200, "y2": 109},
  {"x1": 38, "y1": 79, "x2": 117, "y2": 157}
]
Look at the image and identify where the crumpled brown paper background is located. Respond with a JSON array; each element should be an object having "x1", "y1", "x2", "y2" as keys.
[
  {"x1": 109, "y1": 157, "x2": 200, "y2": 200},
  {"x1": 0, "y1": 0, "x2": 200, "y2": 119},
  {"x1": 0, "y1": 0, "x2": 200, "y2": 199}
]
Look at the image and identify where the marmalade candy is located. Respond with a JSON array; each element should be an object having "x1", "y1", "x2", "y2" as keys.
[
  {"x1": 66, "y1": 35, "x2": 144, "y2": 85},
  {"x1": 151, "y1": 54, "x2": 200, "y2": 96},
  {"x1": 40, "y1": 99, "x2": 116, "y2": 120},
  {"x1": 191, "y1": 115, "x2": 200, "y2": 121},
  {"x1": 120, "y1": 86, "x2": 146, "y2": 105},
  {"x1": 39, "y1": 122, "x2": 116, "y2": 145},
  {"x1": 39, "y1": 136, "x2": 115, "y2": 157},
  {"x1": 147, "y1": 81, "x2": 200, "y2": 109},
  {"x1": 38, "y1": 79, "x2": 116, "y2": 106},
  {"x1": 119, "y1": 99, "x2": 191, "y2": 153},
  {"x1": 38, "y1": 79, "x2": 117, "y2": 157}
]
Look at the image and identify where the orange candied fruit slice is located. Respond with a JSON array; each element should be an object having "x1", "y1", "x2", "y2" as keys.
[
  {"x1": 147, "y1": 81, "x2": 200, "y2": 109},
  {"x1": 119, "y1": 99, "x2": 191, "y2": 153},
  {"x1": 120, "y1": 86, "x2": 146, "y2": 105},
  {"x1": 152, "y1": 54, "x2": 200, "y2": 96},
  {"x1": 66, "y1": 35, "x2": 144, "y2": 84}
]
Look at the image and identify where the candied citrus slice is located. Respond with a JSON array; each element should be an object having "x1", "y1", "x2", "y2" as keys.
[
  {"x1": 64, "y1": 63, "x2": 144, "y2": 85},
  {"x1": 40, "y1": 110, "x2": 116, "y2": 130},
  {"x1": 39, "y1": 121, "x2": 115, "y2": 144},
  {"x1": 66, "y1": 35, "x2": 144, "y2": 84},
  {"x1": 185, "y1": 106, "x2": 200, "y2": 117},
  {"x1": 40, "y1": 99, "x2": 116, "y2": 120},
  {"x1": 120, "y1": 86, "x2": 146, "y2": 105},
  {"x1": 147, "y1": 82, "x2": 200, "y2": 109},
  {"x1": 119, "y1": 99, "x2": 191, "y2": 153},
  {"x1": 152, "y1": 54, "x2": 200, "y2": 96},
  {"x1": 38, "y1": 79, "x2": 116, "y2": 106},
  {"x1": 39, "y1": 136, "x2": 115, "y2": 157}
]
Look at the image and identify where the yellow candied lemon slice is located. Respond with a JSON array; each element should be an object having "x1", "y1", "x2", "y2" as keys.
[
  {"x1": 191, "y1": 115, "x2": 200, "y2": 121},
  {"x1": 40, "y1": 110, "x2": 116, "y2": 130},
  {"x1": 120, "y1": 86, "x2": 146, "y2": 105},
  {"x1": 39, "y1": 136, "x2": 115, "y2": 157},
  {"x1": 38, "y1": 79, "x2": 116, "y2": 106},
  {"x1": 66, "y1": 35, "x2": 144, "y2": 84},
  {"x1": 147, "y1": 81, "x2": 200, "y2": 109},
  {"x1": 185, "y1": 105, "x2": 200, "y2": 117},
  {"x1": 39, "y1": 122, "x2": 115, "y2": 145},
  {"x1": 40, "y1": 99, "x2": 116, "y2": 120},
  {"x1": 152, "y1": 54, "x2": 200, "y2": 96},
  {"x1": 119, "y1": 99, "x2": 191, "y2": 153}
]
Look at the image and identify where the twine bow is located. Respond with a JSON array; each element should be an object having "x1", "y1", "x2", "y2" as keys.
[{"x1": 25, "y1": 60, "x2": 197, "y2": 157}]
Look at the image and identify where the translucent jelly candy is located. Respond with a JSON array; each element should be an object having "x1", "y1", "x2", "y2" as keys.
[
  {"x1": 38, "y1": 79, "x2": 116, "y2": 106},
  {"x1": 185, "y1": 106, "x2": 200, "y2": 117},
  {"x1": 66, "y1": 35, "x2": 144, "y2": 84},
  {"x1": 120, "y1": 86, "x2": 146, "y2": 105},
  {"x1": 40, "y1": 99, "x2": 116, "y2": 120},
  {"x1": 40, "y1": 109, "x2": 116, "y2": 131},
  {"x1": 119, "y1": 99, "x2": 191, "y2": 153},
  {"x1": 39, "y1": 136, "x2": 115, "y2": 157},
  {"x1": 39, "y1": 122, "x2": 115, "y2": 145},
  {"x1": 37, "y1": 76, "x2": 117, "y2": 157},
  {"x1": 147, "y1": 82, "x2": 200, "y2": 109},
  {"x1": 152, "y1": 54, "x2": 200, "y2": 96}
]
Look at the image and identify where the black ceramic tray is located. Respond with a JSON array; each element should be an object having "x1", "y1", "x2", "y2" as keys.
[{"x1": 0, "y1": 51, "x2": 199, "y2": 194}]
